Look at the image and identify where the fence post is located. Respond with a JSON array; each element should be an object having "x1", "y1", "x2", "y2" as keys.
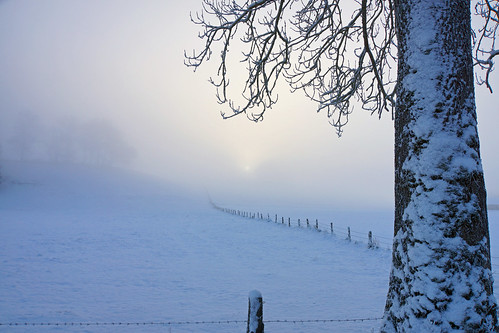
[
  {"x1": 347, "y1": 227, "x2": 352, "y2": 241},
  {"x1": 368, "y1": 231, "x2": 373, "y2": 248},
  {"x1": 330, "y1": 222, "x2": 334, "y2": 234},
  {"x1": 298, "y1": 219, "x2": 301, "y2": 227},
  {"x1": 288, "y1": 218, "x2": 291, "y2": 227},
  {"x1": 275, "y1": 214, "x2": 277, "y2": 223},
  {"x1": 247, "y1": 290, "x2": 264, "y2": 333},
  {"x1": 282, "y1": 217, "x2": 284, "y2": 224},
  {"x1": 306, "y1": 219, "x2": 309, "y2": 228},
  {"x1": 315, "y1": 219, "x2": 319, "y2": 230}
]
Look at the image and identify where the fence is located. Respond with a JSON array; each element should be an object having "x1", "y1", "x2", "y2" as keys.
[
  {"x1": 4, "y1": 207, "x2": 497, "y2": 330},
  {"x1": 0, "y1": 291, "x2": 383, "y2": 332},
  {"x1": 213, "y1": 203, "x2": 499, "y2": 280},
  {"x1": 0, "y1": 318, "x2": 384, "y2": 330},
  {"x1": 212, "y1": 202, "x2": 394, "y2": 250}
]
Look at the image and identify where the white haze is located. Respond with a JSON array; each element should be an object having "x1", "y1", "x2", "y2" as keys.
[{"x1": 0, "y1": 0, "x2": 497, "y2": 210}]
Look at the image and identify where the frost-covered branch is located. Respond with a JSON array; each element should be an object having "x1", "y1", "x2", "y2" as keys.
[
  {"x1": 473, "y1": 0, "x2": 499, "y2": 92},
  {"x1": 185, "y1": 0, "x2": 293, "y2": 122},
  {"x1": 186, "y1": 0, "x2": 495, "y2": 133},
  {"x1": 185, "y1": 0, "x2": 396, "y2": 135}
]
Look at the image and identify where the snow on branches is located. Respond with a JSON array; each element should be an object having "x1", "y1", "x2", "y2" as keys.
[
  {"x1": 185, "y1": 0, "x2": 397, "y2": 135},
  {"x1": 473, "y1": 0, "x2": 499, "y2": 92},
  {"x1": 185, "y1": 0, "x2": 497, "y2": 134}
]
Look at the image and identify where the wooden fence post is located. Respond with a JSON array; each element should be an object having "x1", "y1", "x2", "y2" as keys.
[
  {"x1": 298, "y1": 219, "x2": 301, "y2": 227},
  {"x1": 330, "y1": 222, "x2": 334, "y2": 234},
  {"x1": 347, "y1": 227, "x2": 352, "y2": 241},
  {"x1": 315, "y1": 219, "x2": 319, "y2": 230},
  {"x1": 288, "y1": 218, "x2": 291, "y2": 227},
  {"x1": 306, "y1": 219, "x2": 309, "y2": 228},
  {"x1": 368, "y1": 231, "x2": 374, "y2": 248},
  {"x1": 247, "y1": 290, "x2": 264, "y2": 333}
]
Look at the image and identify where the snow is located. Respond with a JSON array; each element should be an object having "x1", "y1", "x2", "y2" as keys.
[
  {"x1": 247, "y1": 290, "x2": 263, "y2": 333},
  {"x1": 248, "y1": 290, "x2": 262, "y2": 300},
  {"x1": 380, "y1": 1, "x2": 498, "y2": 330},
  {"x1": 0, "y1": 160, "x2": 497, "y2": 332}
]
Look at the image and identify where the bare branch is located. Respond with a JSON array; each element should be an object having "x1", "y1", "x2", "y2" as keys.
[
  {"x1": 473, "y1": 0, "x2": 499, "y2": 92},
  {"x1": 185, "y1": 0, "x2": 494, "y2": 133}
]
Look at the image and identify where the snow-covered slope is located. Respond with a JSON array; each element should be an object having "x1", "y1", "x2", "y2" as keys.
[{"x1": 0, "y1": 161, "x2": 497, "y2": 332}]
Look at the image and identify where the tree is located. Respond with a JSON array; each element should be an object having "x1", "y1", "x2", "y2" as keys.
[
  {"x1": 7, "y1": 110, "x2": 44, "y2": 160},
  {"x1": 185, "y1": 0, "x2": 499, "y2": 331}
]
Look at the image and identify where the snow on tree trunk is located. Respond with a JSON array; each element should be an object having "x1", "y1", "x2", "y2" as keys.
[{"x1": 382, "y1": 0, "x2": 498, "y2": 331}]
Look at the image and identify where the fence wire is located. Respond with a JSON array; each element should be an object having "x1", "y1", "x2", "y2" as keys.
[
  {"x1": 0, "y1": 317, "x2": 383, "y2": 327},
  {"x1": 265, "y1": 317, "x2": 382, "y2": 323},
  {"x1": 4, "y1": 206, "x2": 497, "y2": 329},
  {"x1": 213, "y1": 203, "x2": 394, "y2": 250},
  {"x1": 213, "y1": 204, "x2": 499, "y2": 277},
  {"x1": 0, "y1": 320, "x2": 246, "y2": 327}
]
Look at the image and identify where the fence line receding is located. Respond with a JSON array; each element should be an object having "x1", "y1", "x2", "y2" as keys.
[{"x1": 212, "y1": 203, "x2": 393, "y2": 250}]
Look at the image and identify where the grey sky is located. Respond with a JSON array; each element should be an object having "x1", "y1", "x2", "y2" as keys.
[{"x1": 0, "y1": 0, "x2": 497, "y2": 209}]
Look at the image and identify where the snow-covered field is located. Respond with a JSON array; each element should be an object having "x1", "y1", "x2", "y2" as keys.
[{"x1": 0, "y1": 160, "x2": 497, "y2": 332}]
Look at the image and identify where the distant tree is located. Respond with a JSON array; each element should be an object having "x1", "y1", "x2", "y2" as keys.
[
  {"x1": 45, "y1": 116, "x2": 79, "y2": 163},
  {"x1": 0, "y1": 110, "x2": 136, "y2": 167},
  {"x1": 7, "y1": 110, "x2": 44, "y2": 160},
  {"x1": 77, "y1": 119, "x2": 136, "y2": 166},
  {"x1": 186, "y1": 0, "x2": 499, "y2": 330}
]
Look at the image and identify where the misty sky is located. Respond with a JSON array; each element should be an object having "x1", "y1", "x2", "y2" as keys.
[{"x1": 0, "y1": 0, "x2": 497, "y2": 210}]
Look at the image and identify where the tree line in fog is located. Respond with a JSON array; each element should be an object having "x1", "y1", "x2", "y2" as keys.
[{"x1": 0, "y1": 110, "x2": 135, "y2": 166}]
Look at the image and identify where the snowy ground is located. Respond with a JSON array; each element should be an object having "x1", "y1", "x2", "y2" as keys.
[{"x1": 0, "y1": 160, "x2": 497, "y2": 332}]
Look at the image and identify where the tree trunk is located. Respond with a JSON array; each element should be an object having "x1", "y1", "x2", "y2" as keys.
[{"x1": 382, "y1": 0, "x2": 498, "y2": 331}]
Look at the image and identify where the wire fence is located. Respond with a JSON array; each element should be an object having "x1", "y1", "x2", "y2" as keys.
[
  {"x1": 212, "y1": 203, "x2": 499, "y2": 279},
  {"x1": 3, "y1": 205, "x2": 497, "y2": 329},
  {"x1": 0, "y1": 320, "x2": 246, "y2": 327},
  {"x1": 0, "y1": 317, "x2": 383, "y2": 327},
  {"x1": 212, "y1": 203, "x2": 394, "y2": 250}
]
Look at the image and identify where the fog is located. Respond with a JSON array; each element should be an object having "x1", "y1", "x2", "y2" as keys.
[{"x1": 0, "y1": 0, "x2": 497, "y2": 210}]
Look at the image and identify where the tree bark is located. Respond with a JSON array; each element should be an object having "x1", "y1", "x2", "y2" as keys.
[{"x1": 382, "y1": 0, "x2": 498, "y2": 331}]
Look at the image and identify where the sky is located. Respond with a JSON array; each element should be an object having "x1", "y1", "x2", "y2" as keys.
[{"x1": 0, "y1": 0, "x2": 497, "y2": 210}]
